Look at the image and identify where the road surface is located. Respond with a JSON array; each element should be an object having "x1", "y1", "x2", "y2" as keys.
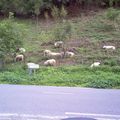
[{"x1": 0, "y1": 84, "x2": 120, "y2": 120}]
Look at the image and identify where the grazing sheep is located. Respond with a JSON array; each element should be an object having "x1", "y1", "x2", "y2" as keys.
[
  {"x1": 16, "y1": 48, "x2": 26, "y2": 53},
  {"x1": 44, "y1": 49, "x2": 51, "y2": 56},
  {"x1": 103, "y1": 45, "x2": 115, "y2": 50},
  {"x1": 15, "y1": 54, "x2": 24, "y2": 62},
  {"x1": 19, "y1": 48, "x2": 26, "y2": 53},
  {"x1": 48, "y1": 52, "x2": 63, "y2": 58},
  {"x1": 44, "y1": 49, "x2": 63, "y2": 58},
  {"x1": 44, "y1": 59, "x2": 56, "y2": 66},
  {"x1": 90, "y1": 62, "x2": 100, "y2": 68},
  {"x1": 65, "y1": 51, "x2": 75, "y2": 58},
  {"x1": 54, "y1": 41, "x2": 64, "y2": 48}
]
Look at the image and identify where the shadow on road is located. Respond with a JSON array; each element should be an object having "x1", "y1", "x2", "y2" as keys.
[{"x1": 62, "y1": 117, "x2": 96, "y2": 120}]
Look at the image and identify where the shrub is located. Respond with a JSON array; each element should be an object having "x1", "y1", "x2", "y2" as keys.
[
  {"x1": 51, "y1": 6, "x2": 60, "y2": 20},
  {"x1": 106, "y1": 8, "x2": 120, "y2": 21},
  {"x1": 0, "y1": 13, "x2": 27, "y2": 67},
  {"x1": 59, "y1": 6, "x2": 67, "y2": 19},
  {"x1": 104, "y1": 59, "x2": 118, "y2": 66},
  {"x1": 52, "y1": 5, "x2": 67, "y2": 20}
]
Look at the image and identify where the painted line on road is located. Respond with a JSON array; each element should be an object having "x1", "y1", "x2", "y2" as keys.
[
  {"x1": 1, "y1": 113, "x2": 120, "y2": 120},
  {"x1": 65, "y1": 112, "x2": 120, "y2": 119},
  {"x1": 0, "y1": 117, "x2": 11, "y2": 120},
  {"x1": 0, "y1": 113, "x2": 68, "y2": 119},
  {"x1": 22, "y1": 114, "x2": 68, "y2": 119},
  {"x1": 0, "y1": 113, "x2": 18, "y2": 116},
  {"x1": 43, "y1": 92, "x2": 73, "y2": 95},
  {"x1": 96, "y1": 118, "x2": 117, "y2": 120}
]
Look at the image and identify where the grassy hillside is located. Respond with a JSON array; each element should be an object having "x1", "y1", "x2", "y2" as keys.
[{"x1": 0, "y1": 8, "x2": 120, "y2": 88}]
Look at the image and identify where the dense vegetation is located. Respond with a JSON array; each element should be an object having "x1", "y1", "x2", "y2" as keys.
[
  {"x1": 0, "y1": 0, "x2": 120, "y2": 17},
  {"x1": 1, "y1": 65, "x2": 120, "y2": 88}
]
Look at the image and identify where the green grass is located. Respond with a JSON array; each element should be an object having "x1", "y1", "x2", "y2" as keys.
[{"x1": 0, "y1": 65, "x2": 120, "y2": 88}]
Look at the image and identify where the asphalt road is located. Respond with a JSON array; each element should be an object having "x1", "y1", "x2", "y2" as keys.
[{"x1": 0, "y1": 84, "x2": 120, "y2": 120}]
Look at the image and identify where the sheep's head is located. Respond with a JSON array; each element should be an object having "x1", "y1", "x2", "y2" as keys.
[{"x1": 44, "y1": 50, "x2": 51, "y2": 56}]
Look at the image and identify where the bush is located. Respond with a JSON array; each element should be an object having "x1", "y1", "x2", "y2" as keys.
[
  {"x1": 51, "y1": 6, "x2": 60, "y2": 20},
  {"x1": 54, "y1": 20, "x2": 74, "y2": 41},
  {"x1": 0, "y1": 13, "x2": 27, "y2": 66},
  {"x1": 106, "y1": 8, "x2": 120, "y2": 21},
  {"x1": 104, "y1": 59, "x2": 118, "y2": 66}
]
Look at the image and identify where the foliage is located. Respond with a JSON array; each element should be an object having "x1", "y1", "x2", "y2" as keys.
[
  {"x1": 51, "y1": 5, "x2": 67, "y2": 20},
  {"x1": 0, "y1": 0, "x2": 120, "y2": 17},
  {"x1": 54, "y1": 20, "x2": 74, "y2": 41},
  {"x1": 0, "y1": 66, "x2": 120, "y2": 88},
  {"x1": 0, "y1": 13, "x2": 26, "y2": 66},
  {"x1": 59, "y1": 6, "x2": 67, "y2": 19},
  {"x1": 51, "y1": 6, "x2": 60, "y2": 20},
  {"x1": 106, "y1": 8, "x2": 120, "y2": 21}
]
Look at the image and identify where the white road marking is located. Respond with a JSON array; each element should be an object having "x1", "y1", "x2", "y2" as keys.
[
  {"x1": 27, "y1": 119, "x2": 39, "y2": 120},
  {"x1": 0, "y1": 113, "x2": 68, "y2": 119},
  {"x1": 0, "y1": 118, "x2": 11, "y2": 120},
  {"x1": 96, "y1": 118, "x2": 116, "y2": 120},
  {"x1": 0, "y1": 113, "x2": 120, "y2": 120},
  {"x1": 65, "y1": 112, "x2": 120, "y2": 119},
  {"x1": 43, "y1": 92, "x2": 73, "y2": 95},
  {"x1": 0, "y1": 113, "x2": 18, "y2": 116}
]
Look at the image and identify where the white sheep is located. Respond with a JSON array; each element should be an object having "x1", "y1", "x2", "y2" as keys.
[
  {"x1": 15, "y1": 54, "x2": 24, "y2": 62},
  {"x1": 103, "y1": 45, "x2": 115, "y2": 50},
  {"x1": 54, "y1": 41, "x2": 64, "y2": 48},
  {"x1": 65, "y1": 51, "x2": 75, "y2": 58},
  {"x1": 19, "y1": 48, "x2": 26, "y2": 53},
  {"x1": 90, "y1": 62, "x2": 100, "y2": 68},
  {"x1": 44, "y1": 59, "x2": 56, "y2": 66},
  {"x1": 44, "y1": 49, "x2": 51, "y2": 56},
  {"x1": 44, "y1": 49, "x2": 63, "y2": 58},
  {"x1": 16, "y1": 48, "x2": 26, "y2": 53}
]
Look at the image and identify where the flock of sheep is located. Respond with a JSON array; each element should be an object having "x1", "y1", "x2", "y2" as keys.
[
  {"x1": 15, "y1": 41, "x2": 116, "y2": 68},
  {"x1": 43, "y1": 41, "x2": 75, "y2": 66}
]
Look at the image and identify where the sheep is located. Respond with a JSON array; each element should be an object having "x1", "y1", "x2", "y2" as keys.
[
  {"x1": 103, "y1": 45, "x2": 115, "y2": 50},
  {"x1": 19, "y1": 48, "x2": 26, "y2": 53},
  {"x1": 65, "y1": 51, "x2": 75, "y2": 58},
  {"x1": 48, "y1": 52, "x2": 63, "y2": 58},
  {"x1": 16, "y1": 47, "x2": 26, "y2": 53},
  {"x1": 44, "y1": 49, "x2": 63, "y2": 58},
  {"x1": 44, "y1": 59, "x2": 56, "y2": 66},
  {"x1": 90, "y1": 62, "x2": 100, "y2": 68},
  {"x1": 15, "y1": 54, "x2": 24, "y2": 62},
  {"x1": 44, "y1": 49, "x2": 51, "y2": 56},
  {"x1": 54, "y1": 41, "x2": 64, "y2": 48}
]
